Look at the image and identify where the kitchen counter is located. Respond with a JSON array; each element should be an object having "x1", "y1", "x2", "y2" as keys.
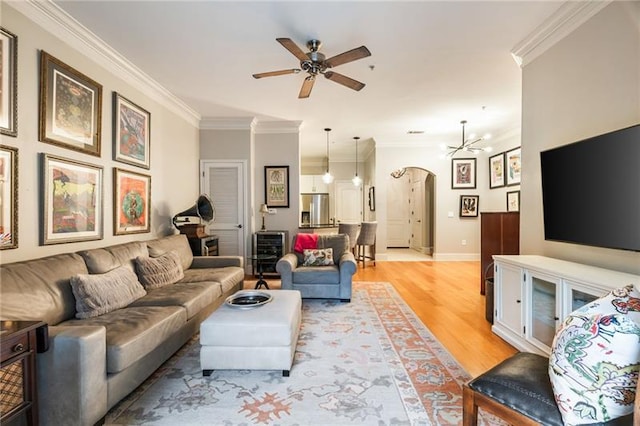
[{"x1": 298, "y1": 225, "x2": 338, "y2": 235}]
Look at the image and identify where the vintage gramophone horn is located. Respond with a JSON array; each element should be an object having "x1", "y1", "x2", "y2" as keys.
[{"x1": 172, "y1": 194, "x2": 215, "y2": 228}]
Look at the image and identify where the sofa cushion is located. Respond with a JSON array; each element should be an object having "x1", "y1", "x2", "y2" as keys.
[
  {"x1": 292, "y1": 265, "x2": 340, "y2": 284},
  {"x1": 135, "y1": 251, "x2": 184, "y2": 289},
  {"x1": 180, "y1": 266, "x2": 244, "y2": 293},
  {"x1": 0, "y1": 253, "x2": 88, "y2": 325},
  {"x1": 70, "y1": 266, "x2": 147, "y2": 319},
  {"x1": 303, "y1": 248, "x2": 334, "y2": 266},
  {"x1": 59, "y1": 305, "x2": 186, "y2": 373},
  {"x1": 129, "y1": 281, "x2": 222, "y2": 319},
  {"x1": 146, "y1": 234, "x2": 193, "y2": 270},
  {"x1": 318, "y1": 234, "x2": 349, "y2": 265},
  {"x1": 549, "y1": 284, "x2": 640, "y2": 425},
  {"x1": 79, "y1": 241, "x2": 149, "y2": 274}
]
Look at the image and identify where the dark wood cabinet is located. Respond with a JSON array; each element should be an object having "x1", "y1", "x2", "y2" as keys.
[
  {"x1": 0, "y1": 321, "x2": 47, "y2": 426},
  {"x1": 187, "y1": 235, "x2": 219, "y2": 256},
  {"x1": 480, "y1": 212, "x2": 519, "y2": 295}
]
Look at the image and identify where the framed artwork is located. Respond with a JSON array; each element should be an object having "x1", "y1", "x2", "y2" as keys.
[
  {"x1": 451, "y1": 158, "x2": 476, "y2": 189},
  {"x1": 507, "y1": 190, "x2": 520, "y2": 212},
  {"x1": 41, "y1": 154, "x2": 103, "y2": 245},
  {"x1": 113, "y1": 92, "x2": 151, "y2": 169},
  {"x1": 488, "y1": 152, "x2": 505, "y2": 189},
  {"x1": 39, "y1": 51, "x2": 103, "y2": 156},
  {"x1": 0, "y1": 27, "x2": 17, "y2": 137},
  {"x1": 0, "y1": 145, "x2": 18, "y2": 249},
  {"x1": 113, "y1": 168, "x2": 151, "y2": 235},
  {"x1": 459, "y1": 195, "x2": 479, "y2": 218},
  {"x1": 368, "y1": 186, "x2": 376, "y2": 211},
  {"x1": 506, "y1": 147, "x2": 521, "y2": 186},
  {"x1": 264, "y1": 165, "x2": 289, "y2": 208}
]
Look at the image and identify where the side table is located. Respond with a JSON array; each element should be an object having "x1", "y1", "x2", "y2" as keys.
[
  {"x1": 0, "y1": 320, "x2": 47, "y2": 426},
  {"x1": 250, "y1": 254, "x2": 277, "y2": 289}
]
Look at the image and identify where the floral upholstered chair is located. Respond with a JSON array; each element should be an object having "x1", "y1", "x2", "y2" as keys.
[{"x1": 276, "y1": 233, "x2": 356, "y2": 302}]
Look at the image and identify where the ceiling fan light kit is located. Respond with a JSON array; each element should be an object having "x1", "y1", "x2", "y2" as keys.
[
  {"x1": 446, "y1": 120, "x2": 492, "y2": 157},
  {"x1": 253, "y1": 38, "x2": 371, "y2": 98}
]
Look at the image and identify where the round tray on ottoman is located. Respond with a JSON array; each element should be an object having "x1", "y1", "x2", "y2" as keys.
[{"x1": 225, "y1": 290, "x2": 272, "y2": 309}]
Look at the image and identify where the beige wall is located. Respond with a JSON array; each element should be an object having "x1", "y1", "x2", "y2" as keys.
[
  {"x1": 254, "y1": 132, "x2": 300, "y2": 243},
  {"x1": 199, "y1": 127, "x2": 300, "y2": 250},
  {"x1": 520, "y1": 1, "x2": 640, "y2": 274},
  {"x1": 0, "y1": 4, "x2": 200, "y2": 264}
]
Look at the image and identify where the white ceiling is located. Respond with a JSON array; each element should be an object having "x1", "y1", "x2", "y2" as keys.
[{"x1": 52, "y1": 0, "x2": 564, "y2": 163}]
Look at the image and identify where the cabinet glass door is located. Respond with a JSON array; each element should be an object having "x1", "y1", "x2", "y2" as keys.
[
  {"x1": 529, "y1": 273, "x2": 559, "y2": 350},
  {"x1": 563, "y1": 280, "x2": 608, "y2": 317}
]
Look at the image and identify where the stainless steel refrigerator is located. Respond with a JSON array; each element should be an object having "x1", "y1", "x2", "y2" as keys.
[{"x1": 300, "y1": 193, "x2": 330, "y2": 226}]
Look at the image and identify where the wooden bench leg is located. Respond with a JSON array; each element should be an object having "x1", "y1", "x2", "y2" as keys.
[{"x1": 462, "y1": 384, "x2": 479, "y2": 426}]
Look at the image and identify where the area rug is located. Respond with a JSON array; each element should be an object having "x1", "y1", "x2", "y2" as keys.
[{"x1": 105, "y1": 282, "x2": 473, "y2": 425}]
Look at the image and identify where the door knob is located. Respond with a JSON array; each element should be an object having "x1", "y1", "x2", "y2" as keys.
[{"x1": 237, "y1": 224, "x2": 243, "y2": 229}]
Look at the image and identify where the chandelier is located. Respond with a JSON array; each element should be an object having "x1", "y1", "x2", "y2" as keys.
[{"x1": 446, "y1": 120, "x2": 492, "y2": 157}]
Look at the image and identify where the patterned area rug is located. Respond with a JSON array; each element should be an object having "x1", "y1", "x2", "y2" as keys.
[{"x1": 105, "y1": 282, "x2": 473, "y2": 425}]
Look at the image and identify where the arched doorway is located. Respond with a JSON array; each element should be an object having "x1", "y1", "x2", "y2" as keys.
[{"x1": 387, "y1": 167, "x2": 435, "y2": 255}]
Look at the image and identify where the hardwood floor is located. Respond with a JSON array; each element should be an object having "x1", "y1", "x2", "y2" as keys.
[
  {"x1": 245, "y1": 260, "x2": 517, "y2": 378},
  {"x1": 354, "y1": 261, "x2": 517, "y2": 377}
]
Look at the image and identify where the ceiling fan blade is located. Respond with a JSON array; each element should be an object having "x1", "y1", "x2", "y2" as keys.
[
  {"x1": 298, "y1": 76, "x2": 315, "y2": 98},
  {"x1": 252, "y1": 69, "x2": 300, "y2": 79},
  {"x1": 276, "y1": 38, "x2": 309, "y2": 62},
  {"x1": 324, "y1": 71, "x2": 366, "y2": 91},
  {"x1": 325, "y1": 46, "x2": 371, "y2": 68}
]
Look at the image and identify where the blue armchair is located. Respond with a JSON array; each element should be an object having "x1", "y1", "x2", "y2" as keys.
[{"x1": 276, "y1": 233, "x2": 356, "y2": 302}]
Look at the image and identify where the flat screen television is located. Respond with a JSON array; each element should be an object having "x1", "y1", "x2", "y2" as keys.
[{"x1": 540, "y1": 123, "x2": 640, "y2": 252}]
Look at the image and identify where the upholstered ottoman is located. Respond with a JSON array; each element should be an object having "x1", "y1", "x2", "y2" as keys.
[{"x1": 200, "y1": 290, "x2": 302, "y2": 376}]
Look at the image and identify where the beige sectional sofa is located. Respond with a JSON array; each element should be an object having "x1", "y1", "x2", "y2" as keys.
[{"x1": 0, "y1": 234, "x2": 244, "y2": 426}]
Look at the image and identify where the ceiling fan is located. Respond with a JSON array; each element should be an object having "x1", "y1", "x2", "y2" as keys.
[
  {"x1": 252, "y1": 38, "x2": 371, "y2": 98},
  {"x1": 446, "y1": 120, "x2": 492, "y2": 157}
]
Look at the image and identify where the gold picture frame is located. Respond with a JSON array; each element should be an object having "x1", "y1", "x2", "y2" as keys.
[
  {"x1": 113, "y1": 92, "x2": 151, "y2": 169},
  {"x1": 39, "y1": 51, "x2": 103, "y2": 156},
  {"x1": 113, "y1": 168, "x2": 151, "y2": 235},
  {"x1": 0, "y1": 27, "x2": 18, "y2": 137},
  {"x1": 0, "y1": 145, "x2": 18, "y2": 249},
  {"x1": 41, "y1": 154, "x2": 103, "y2": 245}
]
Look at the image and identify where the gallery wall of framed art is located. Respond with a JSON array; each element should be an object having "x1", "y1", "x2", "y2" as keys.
[{"x1": 0, "y1": 7, "x2": 204, "y2": 263}]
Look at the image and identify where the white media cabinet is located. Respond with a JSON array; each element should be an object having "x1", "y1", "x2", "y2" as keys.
[{"x1": 492, "y1": 255, "x2": 640, "y2": 355}]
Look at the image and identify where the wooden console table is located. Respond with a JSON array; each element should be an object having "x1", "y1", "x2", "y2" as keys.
[{"x1": 0, "y1": 321, "x2": 47, "y2": 426}]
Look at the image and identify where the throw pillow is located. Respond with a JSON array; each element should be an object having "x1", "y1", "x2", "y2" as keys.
[
  {"x1": 549, "y1": 284, "x2": 640, "y2": 425},
  {"x1": 302, "y1": 248, "x2": 334, "y2": 266},
  {"x1": 70, "y1": 266, "x2": 147, "y2": 319},
  {"x1": 135, "y1": 251, "x2": 184, "y2": 289}
]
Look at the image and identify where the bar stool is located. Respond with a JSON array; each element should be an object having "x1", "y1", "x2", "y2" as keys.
[
  {"x1": 356, "y1": 222, "x2": 377, "y2": 268},
  {"x1": 338, "y1": 223, "x2": 359, "y2": 256}
]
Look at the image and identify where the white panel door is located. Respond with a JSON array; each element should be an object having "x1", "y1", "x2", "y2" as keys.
[
  {"x1": 410, "y1": 180, "x2": 424, "y2": 250},
  {"x1": 335, "y1": 181, "x2": 362, "y2": 224},
  {"x1": 387, "y1": 175, "x2": 410, "y2": 247},
  {"x1": 200, "y1": 160, "x2": 245, "y2": 257}
]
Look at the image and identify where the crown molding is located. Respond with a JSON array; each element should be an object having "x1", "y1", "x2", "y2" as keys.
[
  {"x1": 10, "y1": 0, "x2": 201, "y2": 127},
  {"x1": 511, "y1": 1, "x2": 612, "y2": 67},
  {"x1": 253, "y1": 120, "x2": 303, "y2": 134},
  {"x1": 200, "y1": 117, "x2": 257, "y2": 130}
]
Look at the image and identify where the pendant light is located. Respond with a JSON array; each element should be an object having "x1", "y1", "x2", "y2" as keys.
[
  {"x1": 352, "y1": 136, "x2": 362, "y2": 187},
  {"x1": 322, "y1": 128, "x2": 334, "y2": 184}
]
